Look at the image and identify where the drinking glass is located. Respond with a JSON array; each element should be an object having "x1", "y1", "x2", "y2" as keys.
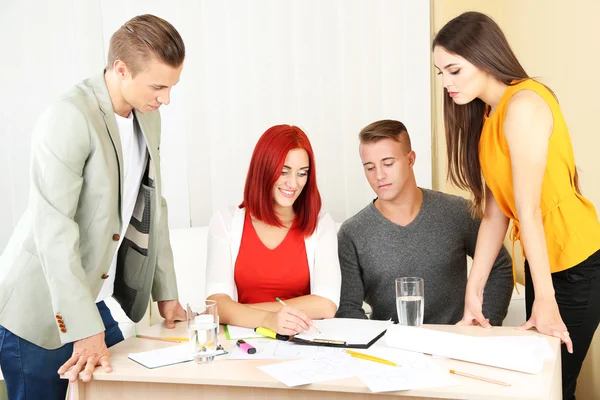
[
  {"x1": 395, "y1": 277, "x2": 424, "y2": 327},
  {"x1": 186, "y1": 300, "x2": 219, "y2": 364}
]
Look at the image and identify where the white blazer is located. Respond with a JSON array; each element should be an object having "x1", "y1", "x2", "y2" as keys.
[{"x1": 205, "y1": 206, "x2": 341, "y2": 307}]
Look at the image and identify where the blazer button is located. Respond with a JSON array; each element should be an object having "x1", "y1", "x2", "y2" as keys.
[
  {"x1": 112, "y1": 233, "x2": 120, "y2": 241},
  {"x1": 60, "y1": 328, "x2": 67, "y2": 333},
  {"x1": 55, "y1": 314, "x2": 62, "y2": 320},
  {"x1": 101, "y1": 274, "x2": 109, "y2": 279}
]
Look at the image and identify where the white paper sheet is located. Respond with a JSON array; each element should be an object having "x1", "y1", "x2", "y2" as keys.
[
  {"x1": 348, "y1": 347, "x2": 459, "y2": 392},
  {"x1": 128, "y1": 344, "x2": 226, "y2": 369},
  {"x1": 227, "y1": 338, "x2": 346, "y2": 360},
  {"x1": 258, "y1": 347, "x2": 459, "y2": 392},
  {"x1": 295, "y1": 318, "x2": 393, "y2": 345},
  {"x1": 257, "y1": 356, "x2": 359, "y2": 386},
  {"x1": 225, "y1": 325, "x2": 263, "y2": 340},
  {"x1": 359, "y1": 364, "x2": 460, "y2": 393},
  {"x1": 385, "y1": 325, "x2": 548, "y2": 374}
]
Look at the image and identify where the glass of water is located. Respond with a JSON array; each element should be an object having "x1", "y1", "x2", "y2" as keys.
[
  {"x1": 395, "y1": 277, "x2": 424, "y2": 327},
  {"x1": 186, "y1": 300, "x2": 219, "y2": 364}
]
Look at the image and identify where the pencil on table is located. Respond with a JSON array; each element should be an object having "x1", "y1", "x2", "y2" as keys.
[
  {"x1": 346, "y1": 350, "x2": 399, "y2": 367},
  {"x1": 276, "y1": 297, "x2": 322, "y2": 333},
  {"x1": 449, "y1": 369, "x2": 511, "y2": 387},
  {"x1": 135, "y1": 334, "x2": 188, "y2": 343}
]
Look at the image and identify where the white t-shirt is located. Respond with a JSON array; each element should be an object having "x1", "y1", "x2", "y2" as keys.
[{"x1": 96, "y1": 112, "x2": 148, "y2": 302}]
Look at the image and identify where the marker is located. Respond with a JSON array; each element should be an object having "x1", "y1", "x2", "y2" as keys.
[
  {"x1": 236, "y1": 339, "x2": 256, "y2": 354},
  {"x1": 254, "y1": 327, "x2": 290, "y2": 341}
]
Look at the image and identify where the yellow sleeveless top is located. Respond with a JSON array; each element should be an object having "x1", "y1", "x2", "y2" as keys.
[{"x1": 479, "y1": 79, "x2": 600, "y2": 283}]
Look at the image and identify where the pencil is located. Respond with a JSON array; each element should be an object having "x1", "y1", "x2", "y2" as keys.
[
  {"x1": 135, "y1": 334, "x2": 189, "y2": 343},
  {"x1": 275, "y1": 297, "x2": 322, "y2": 333},
  {"x1": 449, "y1": 370, "x2": 511, "y2": 387},
  {"x1": 346, "y1": 350, "x2": 399, "y2": 367}
]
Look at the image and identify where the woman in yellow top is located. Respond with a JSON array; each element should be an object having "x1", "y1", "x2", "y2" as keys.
[{"x1": 433, "y1": 12, "x2": 600, "y2": 400}]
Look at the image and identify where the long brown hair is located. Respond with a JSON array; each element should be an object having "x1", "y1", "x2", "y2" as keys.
[{"x1": 432, "y1": 12, "x2": 531, "y2": 216}]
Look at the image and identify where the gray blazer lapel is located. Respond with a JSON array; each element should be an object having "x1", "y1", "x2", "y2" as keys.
[{"x1": 90, "y1": 73, "x2": 124, "y2": 209}]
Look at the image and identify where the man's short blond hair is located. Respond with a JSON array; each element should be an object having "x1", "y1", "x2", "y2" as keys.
[
  {"x1": 106, "y1": 14, "x2": 185, "y2": 76},
  {"x1": 359, "y1": 119, "x2": 412, "y2": 153}
]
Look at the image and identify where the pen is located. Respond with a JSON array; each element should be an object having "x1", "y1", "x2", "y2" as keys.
[
  {"x1": 135, "y1": 334, "x2": 189, "y2": 343},
  {"x1": 449, "y1": 370, "x2": 511, "y2": 387},
  {"x1": 236, "y1": 339, "x2": 257, "y2": 354},
  {"x1": 276, "y1": 297, "x2": 321, "y2": 333},
  {"x1": 346, "y1": 350, "x2": 399, "y2": 367},
  {"x1": 275, "y1": 297, "x2": 287, "y2": 305},
  {"x1": 254, "y1": 327, "x2": 290, "y2": 341}
]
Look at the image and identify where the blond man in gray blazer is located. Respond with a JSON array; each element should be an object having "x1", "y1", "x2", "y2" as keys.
[{"x1": 0, "y1": 14, "x2": 187, "y2": 400}]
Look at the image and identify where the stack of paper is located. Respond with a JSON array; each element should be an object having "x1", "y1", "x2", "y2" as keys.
[
  {"x1": 257, "y1": 346, "x2": 459, "y2": 392},
  {"x1": 385, "y1": 325, "x2": 554, "y2": 374}
]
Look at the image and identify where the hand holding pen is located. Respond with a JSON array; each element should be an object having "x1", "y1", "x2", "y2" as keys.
[
  {"x1": 261, "y1": 298, "x2": 312, "y2": 336},
  {"x1": 276, "y1": 298, "x2": 321, "y2": 333}
]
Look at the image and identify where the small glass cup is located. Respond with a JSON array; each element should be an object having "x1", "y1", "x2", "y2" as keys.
[
  {"x1": 395, "y1": 277, "x2": 424, "y2": 327},
  {"x1": 186, "y1": 300, "x2": 219, "y2": 364}
]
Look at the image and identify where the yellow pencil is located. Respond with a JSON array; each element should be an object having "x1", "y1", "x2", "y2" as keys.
[
  {"x1": 346, "y1": 350, "x2": 399, "y2": 367},
  {"x1": 276, "y1": 297, "x2": 322, "y2": 333},
  {"x1": 135, "y1": 334, "x2": 189, "y2": 343},
  {"x1": 449, "y1": 370, "x2": 511, "y2": 387}
]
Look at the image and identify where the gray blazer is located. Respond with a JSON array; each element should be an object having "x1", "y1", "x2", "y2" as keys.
[{"x1": 0, "y1": 73, "x2": 179, "y2": 349}]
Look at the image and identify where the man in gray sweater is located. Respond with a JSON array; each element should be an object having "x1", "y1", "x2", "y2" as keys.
[{"x1": 335, "y1": 120, "x2": 513, "y2": 325}]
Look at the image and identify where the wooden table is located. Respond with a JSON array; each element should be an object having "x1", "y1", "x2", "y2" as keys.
[{"x1": 66, "y1": 323, "x2": 561, "y2": 400}]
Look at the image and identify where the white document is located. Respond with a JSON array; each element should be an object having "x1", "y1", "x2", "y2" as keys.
[
  {"x1": 385, "y1": 325, "x2": 547, "y2": 374},
  {"x1": 128, "y1": 344, "x2": 226, "y2": 369},
  {"x1": 258, "y1": 347, "x2": 460, "y2": 392},
  {"x1": 359, "y1": 364, "x2": 460, "y2": 393},
  {"x1": 349, "y1": 347, "x2": 459, "y2": 393},
  {"x1": 225, "y1": 325, "x2": 263, "y2": 340},
  {"x1": 258, "y1": 356, "x2": 358, "y2": 386},
  {"x1": 295, "y1": 318, "x2": 393, "y2": 345},
  {"x1": 228, "y1": 339, "x2": 346, "y2": 360}
]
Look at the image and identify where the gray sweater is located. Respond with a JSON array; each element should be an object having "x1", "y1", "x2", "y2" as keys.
[{"x1": 335, "y1": 189, "x2": 513, "y2": 325}]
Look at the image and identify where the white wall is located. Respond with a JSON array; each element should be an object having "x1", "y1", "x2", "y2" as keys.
[
  {"x1": 0, "y1": 0, "x2": 431, "y2": 251},
  {"x1": 0, "y1": 0, "x2": 105, "y2": 250}
]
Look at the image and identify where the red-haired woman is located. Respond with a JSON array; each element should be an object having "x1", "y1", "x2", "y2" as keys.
[{"x1": 206, "y1": 125, "x2": 341, "y2": 336}]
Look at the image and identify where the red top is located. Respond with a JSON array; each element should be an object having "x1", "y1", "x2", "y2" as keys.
[{"x1": 234, "y1": 212, "x2": 310, "y2": 304}]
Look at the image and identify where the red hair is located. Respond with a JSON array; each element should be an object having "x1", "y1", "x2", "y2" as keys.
[{"x1": 240, "y1": 125, "x2": 322, "y2": 237}]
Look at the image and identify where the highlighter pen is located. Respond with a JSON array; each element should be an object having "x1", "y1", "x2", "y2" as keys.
[
  {"x1": 254, "y1": 327, "x2": 290, "y2": 341},
  {"x1": 236, "y1": 339, "x2": 256, "y2": 354}
]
